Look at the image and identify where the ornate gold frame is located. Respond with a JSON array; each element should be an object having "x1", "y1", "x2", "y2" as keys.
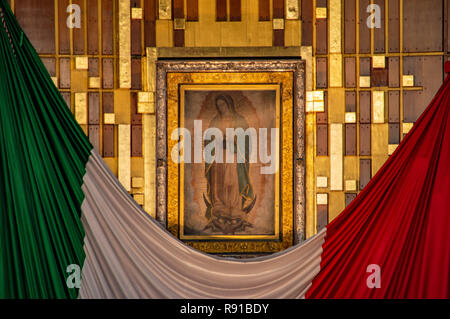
[{"x1": 156, "y1": 60, "x2": 306, "y2": 254}]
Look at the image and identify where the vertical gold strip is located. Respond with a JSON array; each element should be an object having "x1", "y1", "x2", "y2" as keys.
[
  {"x1": 372, "y1": 91, "x2": 385, "y2": 123},
  {"x1": 330, "y1": 123, "x2": 343, "y2": 191},
  {"x1": 118, "y1": 124, "x2": 131, "y2": 191},
  {"x1": 329, "y1": 54, "x2": 343, "y2": 87},
  {"x1": 399, "y1": 0, "x2": 404, "y2": 137},
  {"x1": 119, "y1": 0, "x2": 131, "y2": 88},
  {"x1": 301, "y1": 46, "x2": 313, "y2": 91}
]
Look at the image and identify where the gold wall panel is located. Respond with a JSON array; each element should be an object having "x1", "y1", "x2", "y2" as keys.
[
  {"x1": 329, "y1": 0, "x2": 342, "y2": 53},
  {"x1": 301, "y1": 46, "x2": 313, "y2": 91},
  {"x1": 118, "y1": 0, "x2": 131, "y2": 88},
  {"x1": 330, "y1": 123, "x2": 343, "y2": 191},
  {"x1": 286, "y1": 0, "x2": 300, "y2": 20},
  {"x1": 403, "y1": 75, "x2": 414, "y2": 87},
  {"x1": 329, "y1": 192, "x2": 345, "y2": 221},
  {"x1": 166, "y1": 71, "x2": 295, "y2": 253},
  {"x1": 317, "y1": 176, "x2": 328, "y2": 188},
  {"x1": 156, "y1": 20, "x2": 174, "y2": 47},
  {"x1": 114, "y1": 90, "x2": 131, "y2": 124},
  {"x1": 317, "y1": 193, "x2": 328, "y2": 205},
  {"x1": 74, "y1": 93, "x2": 87, "y2": 125},
  {"x1": 372, "y1": 91, "x2": 385, "y2": 123},
  {"x1": 330, "y1": 54, "x2": 343, "y2": 87}
]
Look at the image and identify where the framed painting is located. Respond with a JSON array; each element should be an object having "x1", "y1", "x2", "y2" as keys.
[{"x1": 155, "y1": 60, "x2": 306, "y2": 254}]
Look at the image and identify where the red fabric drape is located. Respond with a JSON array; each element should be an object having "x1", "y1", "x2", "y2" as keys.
[{"x1": 307, "y1": 72, "x2": 450, "y2": 298}]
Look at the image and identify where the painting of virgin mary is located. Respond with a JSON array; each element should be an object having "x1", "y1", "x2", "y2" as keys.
[{"x1": 203, "y1": 94, "x2": 257, "y2": 235}]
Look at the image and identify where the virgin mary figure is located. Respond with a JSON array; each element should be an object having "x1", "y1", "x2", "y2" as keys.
[{"x1": 203, "y1": 94, "x2": 256, "y2": 235}]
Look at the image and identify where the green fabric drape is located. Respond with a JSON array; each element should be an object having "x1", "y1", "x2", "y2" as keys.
[{"x1": 0, "y1": 0, "x2": 92, "y2": 298}]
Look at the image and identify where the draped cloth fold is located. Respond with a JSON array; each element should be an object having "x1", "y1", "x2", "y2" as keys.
[{"x1": 79, "y1": 150, "x2": 325, "y2": 298}]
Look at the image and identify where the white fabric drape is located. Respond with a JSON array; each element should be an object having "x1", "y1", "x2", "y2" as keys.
[{"x1": 79, "y1": 151, "x2": 325, "y2": 299}]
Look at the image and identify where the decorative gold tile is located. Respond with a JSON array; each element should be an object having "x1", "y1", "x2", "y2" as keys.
[
  {"x1": 273, "y1": 18, "x2": 285, "y2": 30},
  {"x1": 372, "y1": 55, "x2": 386, "y2": 69},
  {"x1": 372, "y1": 91, "x2": 385, "y2": 123},
  {"x1": 51, "y1": 77, "x2": 58, "y2": 87},
  {"x1": 132, "y1": 177, "x2": 144, "y2": 188},
  {"x1": 403, "y1": 75, "x2": 414, "y2": 87},
  {"x1": 345, "y1": 112, "x2": 356, "y2": 123},
  {"x1": 104, "y1": 113, "x2": 115, "y2": 124},
  {"x1": 359, "y1": 76, "x2": 371, "y2": 88},
  {"x1": 388, "y1": 144, "x2": 398, "y2": 155},
  {"x1": 88, "y1": 77, "x2": 101, "y2": 89},
  {"x1": 317, "y1": 193, "x2": 329, "y2": 205},
  {"x1": 131, "y1": 7, "x2": 143, "y2": 19},
  {"x1": 345, "y1": 180, "x2": 357, "y2": 192},
  {"x1": 317, "y1": 176, "x2": 328, "y2": 188},
  {"x1": 174, "y1": 18, "x2": 185, "y2": 30},
  {"x1": 306, "y1": 91, "x2": 314, "y2": 102},
  {"x1": 74, "y1": 93, "x2": 87, "y2": 125},
  {"x1": 403, "y1": 122, "x2": 414, "y2": 134},
  {"x1": 75, "y1": 57, "x2": 88, "y2": 70},
  {"x1": 316, "y1": 7, "x2": 327, "y2": 19}
]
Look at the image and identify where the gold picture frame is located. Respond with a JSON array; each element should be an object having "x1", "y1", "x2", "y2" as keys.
[{"x1": 156, "y1": 60, "x2": 306, "y2": 254}]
